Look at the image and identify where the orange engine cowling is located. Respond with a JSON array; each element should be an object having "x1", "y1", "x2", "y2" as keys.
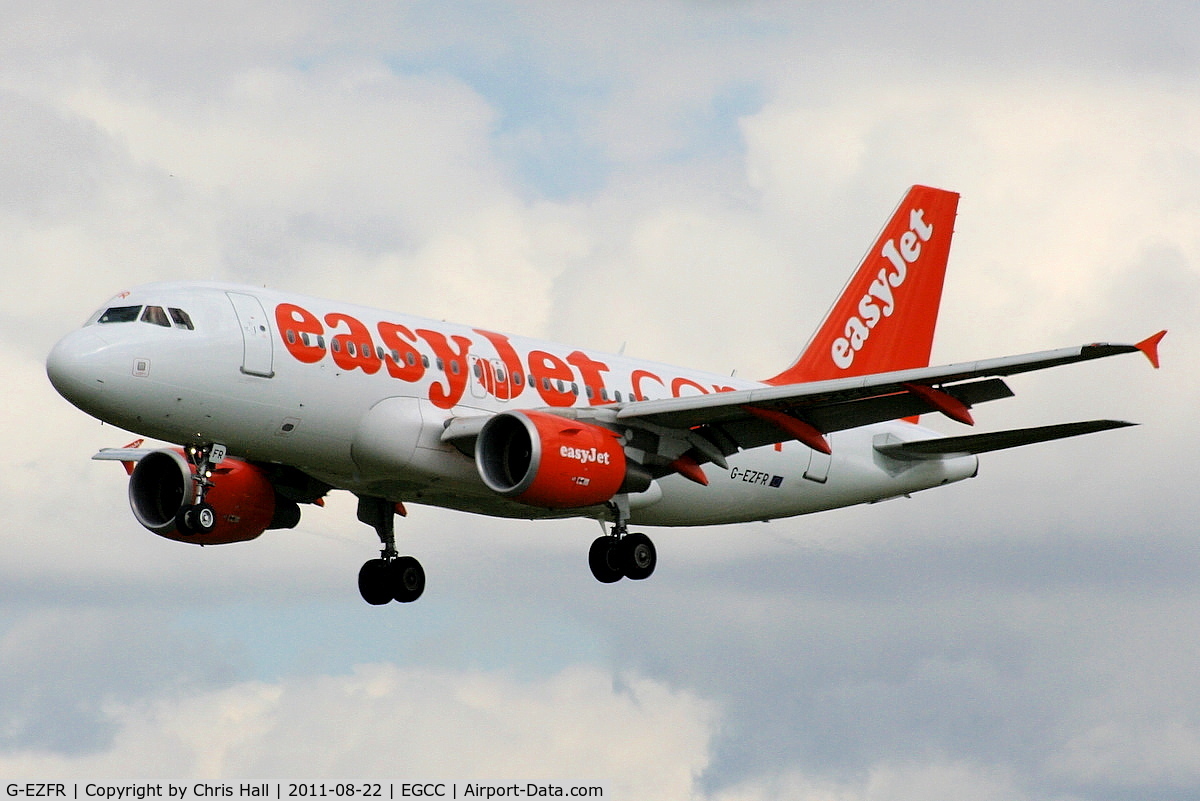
[
  {"x1": 128, "y1": 449, "x2": 285, "y2": 545},
  {"x1": 475, "y1": 410, "x2": 648, "y2": 509}
]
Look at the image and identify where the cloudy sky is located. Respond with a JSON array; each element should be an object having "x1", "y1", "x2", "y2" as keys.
[{"x1": 3, "y1": 1, "x2": 1200, "y2": 798}]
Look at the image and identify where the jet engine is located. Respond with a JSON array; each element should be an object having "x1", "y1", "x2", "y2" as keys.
[
  {"x1": 475, "y1": 410, "x2": 650, "y2": 509},
  {"x1": 127, "y1": 449, "x2": 297, "y2": 544}
]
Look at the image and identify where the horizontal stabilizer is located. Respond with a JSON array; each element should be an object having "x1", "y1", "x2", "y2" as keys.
[{"x1": 875, "y1": 420, "x2": 1136, "y2": 461}]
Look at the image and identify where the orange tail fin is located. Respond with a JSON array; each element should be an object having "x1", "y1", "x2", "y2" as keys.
[{"x1": 766, "y1": 185, "x2": 960, "y2": 385}]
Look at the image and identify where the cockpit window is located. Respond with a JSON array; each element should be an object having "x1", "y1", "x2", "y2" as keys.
[
  {"x1": 98, "y1": 306, "x2": 142, "y2": 324},
  {"x1": 141, "y1": 306, "x2": 171, "y2": 327},
  {"x1": 168, "y1": 308, "x2": 195, "y2": 330}
]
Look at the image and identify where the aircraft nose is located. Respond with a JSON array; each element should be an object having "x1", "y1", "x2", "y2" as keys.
[{"x1": 46, "y1": 328, "x2": 110, "y2": 408}]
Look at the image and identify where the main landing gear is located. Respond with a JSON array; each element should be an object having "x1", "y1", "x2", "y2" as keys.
[
  {"x1": 356, "y1": 496, "x2": 426, "y2": 605},
  {"x1": 352, "y1": 495, "x2": 654, "y2": 604},
  {"x1": 176, "y1": 443, "x2": 225, "y2": 536},
  {"x1": 589, "y1": 498, "x2": 657, "y2": 584}
]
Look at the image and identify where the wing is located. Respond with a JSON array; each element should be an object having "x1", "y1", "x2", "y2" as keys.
[
  {"x1": 614, "y1": 334, "x2": 1164, "y2": 456},
  {"x1": 443, "y1": 332, "x2": 1163, "y2": 478},
  {"x1": 91, "y1": 440, "x2": 152, "y2": 475}
]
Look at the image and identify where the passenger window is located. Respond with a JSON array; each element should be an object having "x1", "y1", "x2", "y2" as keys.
[
  {"x1": 141, "y1": 306, "x2": 171, "y2": 327},
  {"x1": 168, "y1": 308, "x2": 195, "y2": 330},
  {"x1": 99, "y1": 306, "x2": 142, "y2": 324}
]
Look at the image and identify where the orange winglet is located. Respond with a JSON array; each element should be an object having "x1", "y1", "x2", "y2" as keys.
[
  {"x1": 903, "y1": 383, "x2": 975, "y2": 426},
  {"x1": 743, "y1": 406, "x2": 832, "y2": 454},
  {"x1": 669, "y1": 455, "x2": 709, "y2": 486},
  {"x1": 1135, "y1": 330, "x2": 1166, "y2": 369},
  {"x1": 119, "y1": 439, "x2": 144, "y2": 475}
]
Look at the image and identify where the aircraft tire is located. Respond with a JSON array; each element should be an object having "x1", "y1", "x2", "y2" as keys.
[
  {"x1": 588, "y1": 536, "x2": 624, "y2": 584},
  {"x1": 621, "y1": 533, "x2": 657, "y2": 580},
  {"x1": 391, "y1": 556, "x2": 426, "y2": 603},
  {"x1": 180, "y1": 502, "x2": 216, "y2": 535},
  {"x1": 358, "y1": 559, "x2": 393, "y2": 605},
  {"x1": 174, "y1": 507, "x2": 195, "y2": 536},
  {"x1": 193, "y1": 502, "x2": 217, "y2": 534}
]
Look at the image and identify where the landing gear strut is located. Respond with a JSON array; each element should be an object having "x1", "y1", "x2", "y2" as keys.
[
  {"x1": 356, "y1": 496, "x2": 425, "y2": 605},
  {"x1": 589, "y1": 497, "x2": 657, "y2": 584},
  {"x1": 176, "y1": 443, "x2": 225, "y2": 536}
]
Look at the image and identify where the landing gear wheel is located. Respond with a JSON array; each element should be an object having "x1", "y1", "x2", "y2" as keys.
[
  {"x1": 621, "y1": 532, "x2": 657, "y2": 580},
  {"x1": 179, "y1": 502, "x2": 217, "y2": 535},
  {"x1": 589, "y1": 536, "x2": 625, "y2": 584},
  {"x1": 356, "y1": 496, "x2": 427, "y2": 606},
  {"x1": 193, "y1": 502, "x2": 216, "y2": 534},
  {"x1": 358, "y1": 559, "x2": 393, "y2": 606},
  {"x1": 390, "y1": 556, "x2": 426, "y2": 603}
]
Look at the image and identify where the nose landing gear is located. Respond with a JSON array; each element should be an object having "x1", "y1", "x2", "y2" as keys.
[{"x1": 176, "y1": 443, "x2": 225, "y2": 536}]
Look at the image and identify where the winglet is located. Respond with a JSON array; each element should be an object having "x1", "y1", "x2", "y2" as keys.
[
  {"x1": 119, "y1": 439, "x2": 144, "y2": 475},
  {"x1": 1135, "y1": 330, "x2": 1166, "y2": 369}
]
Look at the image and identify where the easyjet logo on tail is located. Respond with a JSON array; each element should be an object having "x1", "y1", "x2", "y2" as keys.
[
  {"x1": 763, "y1": 186, "x2": 958, "y2": 387},
  {"x1": 831, "y1": 208, "x2": 934, "y2": 370}
]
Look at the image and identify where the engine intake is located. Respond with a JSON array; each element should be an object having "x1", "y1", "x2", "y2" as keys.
[{"x1": 476, "y1": 410, "x2": 649, "y2": 509}]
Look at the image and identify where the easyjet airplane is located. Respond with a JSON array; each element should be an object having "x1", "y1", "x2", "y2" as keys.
[{"x1": 46, "y1": 186, "x2": 1165, "y2": 604}]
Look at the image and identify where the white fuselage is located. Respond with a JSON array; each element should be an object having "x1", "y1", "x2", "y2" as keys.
[{"x1": 46, "y1": 281, "x2": 978, "y2": 527}]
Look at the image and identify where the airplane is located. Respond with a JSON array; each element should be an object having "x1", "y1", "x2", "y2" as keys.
[{"x1": 45, "y1": 185, "x2": 1166, "y2": 605}]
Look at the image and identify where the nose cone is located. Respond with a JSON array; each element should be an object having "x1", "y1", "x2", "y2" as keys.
[{"x1": 46, "y1": 329, "x2": 109, "y2": 410}]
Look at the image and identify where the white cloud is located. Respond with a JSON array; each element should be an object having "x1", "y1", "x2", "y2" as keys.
[
  {"x1": 741, "y1": 73, "x2": 1200, "y2": 358},
  {"x1": 1050, "y1": 719, "x2": 1200, "y2": 789},
  {"x1": 0, "y1": 664, "x2": 717, "y2": 796}
]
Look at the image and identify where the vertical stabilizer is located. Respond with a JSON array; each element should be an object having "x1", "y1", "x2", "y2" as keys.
[{"x1": 766, "y1": 185, "x2": 960, "y2": 385}]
